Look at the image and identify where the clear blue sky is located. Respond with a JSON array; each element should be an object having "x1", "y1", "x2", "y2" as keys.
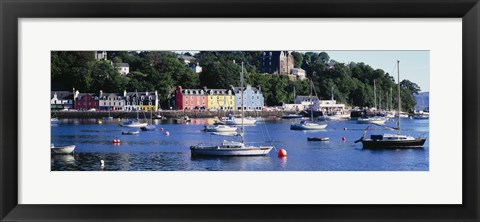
[
  {"x1": 183, "y1": 50, "x2": 430, "y2": 92},
  {"x1": 311, "y1": 51, "x2": 429, "y2": 92}
]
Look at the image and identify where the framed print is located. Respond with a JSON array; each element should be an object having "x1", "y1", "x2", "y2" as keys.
[{"x1": 1, "y1": 0, "x2": 479, "y2": 221}]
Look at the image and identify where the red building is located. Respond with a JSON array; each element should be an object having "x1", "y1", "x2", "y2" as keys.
[
  {"x1": 75, "y1": 93, "x2": 99, "y2": 110},
  {"x1": 175, "y1": 86, "x2": 208, "y2": 110}
]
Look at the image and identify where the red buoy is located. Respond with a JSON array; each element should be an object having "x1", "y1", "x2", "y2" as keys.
[
  {"x1": 112, "y1": 139, "x2": 120, "y2": 144},
  {"x1": 277, "y1": 149, "x2": 287, "y2": 157},
  {"x1": 165, "y1": 131, "x2": 170, "y2": 136},
  {"x1": 160, "y1": 128, "x2": 164, "y2": 131},
  {"x1": 342, "y1": 137, "x2": 346, "y2": 142}
]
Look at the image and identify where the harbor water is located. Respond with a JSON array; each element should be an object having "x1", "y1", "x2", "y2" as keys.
[{"x1": 51, "y1": 118, "x2": 429, "y2": 171}]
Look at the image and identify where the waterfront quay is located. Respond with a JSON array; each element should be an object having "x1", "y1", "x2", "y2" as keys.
[{"x1": 52, "y1": 110, "x2": 290, "y2": 119}]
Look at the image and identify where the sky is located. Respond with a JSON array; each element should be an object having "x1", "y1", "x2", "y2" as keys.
[
  {"x1": 323, "y1": 51, "x2": 429, "y2": 92},
  {"x1": 182, "y1": 50, "x2": 430, "y2": 92}
]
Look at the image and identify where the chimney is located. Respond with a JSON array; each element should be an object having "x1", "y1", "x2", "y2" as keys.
[{"x1": 123, "y1": 90, "x2": 127, "y2": 97}]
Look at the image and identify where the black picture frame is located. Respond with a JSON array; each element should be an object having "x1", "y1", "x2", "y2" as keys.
[{"x1": 1, "y1": 0, "x2": 479, "y2": 221}]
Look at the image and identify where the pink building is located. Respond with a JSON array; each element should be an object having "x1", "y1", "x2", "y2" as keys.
[
  {"x1": 175, "y1": 86, "x2": 208, "y2": 110},
  {"x1": 75, "y1": 93, "x2": 99, "y2": 110}
]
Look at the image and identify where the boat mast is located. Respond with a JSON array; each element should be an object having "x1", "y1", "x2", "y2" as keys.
[
  {"x1": 397, "y1": 60, "x2": 401, "y2": 131},
  {"x1": 310, "y1": 80, "x2": 314, "y2": 121},
  {"x1": 293, "y1": 86, "x2": 296, "y2": 103},
  {"x1": 240, "y1": 62, "x2": 245, "y2": 144},
  {"x1": 373, "y1": 79, "x2": 377, "y2": 110}
]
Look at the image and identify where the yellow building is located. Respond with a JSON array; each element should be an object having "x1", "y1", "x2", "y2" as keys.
[
  {"x1": 207, "y1": 89, "x2": 235, "y2": 110},
  {"x1": 138, "y1": 91, "x2": 159, "y2": 111}
]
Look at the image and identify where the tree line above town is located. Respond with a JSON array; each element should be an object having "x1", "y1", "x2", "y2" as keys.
[{"x1": 51, "y1": 51, "x2": 421, "y2": 111}]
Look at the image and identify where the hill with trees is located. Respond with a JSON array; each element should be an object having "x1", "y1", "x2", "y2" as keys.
[{"x1": 51, "y1": 51, "x2": 421, "y2": 111}]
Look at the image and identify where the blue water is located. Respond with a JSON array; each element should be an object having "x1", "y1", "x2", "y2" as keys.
[{"x1": 51, "y1": 118, "x2": 429, "y2": 171}]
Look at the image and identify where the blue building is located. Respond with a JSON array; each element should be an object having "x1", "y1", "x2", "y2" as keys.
[{"x1": 231, "y1": 85, "x2": 264, "y2": 111}]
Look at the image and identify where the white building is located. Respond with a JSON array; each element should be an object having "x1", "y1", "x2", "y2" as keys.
[
  {"x1": 98, "y1": 91, "x2": 125, "y2": 111},
  {"x1": 115, "y1": 63, "x2": 130, "y2": 76},
  {"x1": 290, "y1": 68, "x2": 306, "y2": 80},
  {"x1": 190, "y1": 63, "x2": 202, "y2": 73},
  {"x1": 95, "y1": 51, "x2": 107, "y2": 61}
]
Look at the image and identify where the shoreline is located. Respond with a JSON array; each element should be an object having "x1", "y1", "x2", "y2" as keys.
[{"x1": 52, "y1": 110, "x2": 294, "y2": 119}]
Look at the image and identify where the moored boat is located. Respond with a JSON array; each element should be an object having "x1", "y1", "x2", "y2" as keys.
[
  {"x1": 119, "y1": 119, "x2": 148, "y2": 128},
  {"x1": 51, "y1": 144, "x2": 76, "y2": 154},
  {"x1": 291, "y1": 120, "x2": 328, "y2": 130},
  {"x1": 122, "y1": 130, "x2": 140, "y2": 135},
  {"x1": 204, "y1": 125, "x2": 237, "y2": 132},
  {"x1": 357, "y1": 117, "x2": 387, "y2": 125},
  {"x1": 190, "y1": 62, "x2": 273, "y2": 157},
  {"x1": 51, "y1": 118, "x2": 60, "y2": 124},
  {"x1": 140, "y1": 125, "x2": 156, "y2": 131},
  {"x1": 224, "y1": 114, "x2": 257, "y2": 125},
  {"x1": 307, "y1": 137, "x2": 330, "y2": 141},
  {"x1": 356, "y1": 60, "x2": 427, "y2": 149},
  {"x1": 281, "y1": 114, "x2": 303, "y2": 119}
]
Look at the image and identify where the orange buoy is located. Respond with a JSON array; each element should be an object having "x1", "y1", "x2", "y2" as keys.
[
  {"x1": 342, "y1": 137, "x2": 346, "y2": 142},
  {"x1": 277, "y1": 149, "x2": 287, "y2": 157},
  {"x1": 165, "y1": 131, "x2": 170, "y2": 136}
]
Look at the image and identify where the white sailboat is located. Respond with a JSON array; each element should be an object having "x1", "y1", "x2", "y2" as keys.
[
  {"x1": 290, "y1": 81, "x2": 327, "y2": 130},
  {"x1": 190, "y1": 62, "x2": 274, "y2": 156},
  {"x1": 204, "y1": 125, "x2": 238, "y2": 132},
  {"x1": 119, "y1": 110, "x2": 148, "y2": 128},
  {"x1": 357, "y1": 79, "x2": 387, "y2": 125},
  {"x1": 51, "y1": 144, "x2": 76, "y2": 154},
  {"x1": 356, "y1": 60, "x2": 427, "y2": 149},
  {"x1": 224, "y1": 114, "x2": 257, "y2": 125}
]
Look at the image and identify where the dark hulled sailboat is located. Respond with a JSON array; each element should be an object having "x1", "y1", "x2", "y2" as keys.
[{"x1": 356, "y1": 60, "x2": 426, "y2": 149}]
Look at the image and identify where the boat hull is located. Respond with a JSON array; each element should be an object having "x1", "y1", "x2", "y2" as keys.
[
  {"x1": 51, "y1": 145, "x2": 76, "y2": 154},
  {"x1": 307, "y1": 137, "x2": 329, "y2": 141},
  {"x1": 281, "y1": 115, "x2": 303, "y2": 119},
  {"x1": 225, "y1": 119, "x2": 257, "y2": 125},
  {"x1": 356, "y1": 118, "x2": 387, "y2": 125},
  {"x1": 204, "y1": 125, "x2": 237, "y2": 132},
  {"x1": 290, "y1": 123, "x2": 327, "y2": 130},
  {"x1": 190, "y1": 146, "x2": 273, "y2": 156},
  {"x1": 120, "y1": 123, "x2": 148, "y2": 128},
  {"x1": 361, "y1": 138, "x2": 426, "y2": 149}
]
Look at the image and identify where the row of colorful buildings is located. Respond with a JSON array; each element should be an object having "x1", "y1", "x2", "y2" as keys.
[
  {"x1": 51, "y1": 90, "x2": 159, "y2": 111},
  {"x1": 175, "y1": 85, "x2": 264, "y2": 111},
  {"x1": 51, "y1": 85, "x2": 266, "y2": 111}
]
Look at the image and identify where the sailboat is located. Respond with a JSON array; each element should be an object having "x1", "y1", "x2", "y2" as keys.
[
  {"x1": 324, "y1": 86, "x2": 350, "y2": 120},
  {"x1": 190, "y1": 62, "x2": 274, "y2": 156},
  {"x1": 119, "y1": 110, "x2": 148, "y2": 128},
  {"x1": 356, "y1": 60, "x2": 427, "y2": 149},
  {"x1": 357, "y1": 79, "x2": 387, "y2": 125},
  {"x1": 290, "y1": 81, "x2": 327, "y2": 130}
]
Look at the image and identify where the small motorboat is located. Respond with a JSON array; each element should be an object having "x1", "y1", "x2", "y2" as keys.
[
  {"x1": 175, "y1": 116, "x2": 191, "y2": 124},
  {"x1": 307, "y1": 137, "x2": 330, "y2": 141},
  {"x1": 152, "y1": 114, "x2": 166, "y2": 120},
  {"x1": 204, "y1": 125, "x2": 237, "y2": 132},
  {"x1": 122, "y1": 131, "x2": 140, "y2": 135},
  {"x1": 51, "y1": 118, "x2": 60, "y2": 124},
  {"x1": 140, "y1": 125, "x2": 156, "y2": 131},
  {"x1": 119, "y1": 119, "x2": 148, "y2": 128},
  {"x1": 281, "y1": 114, "x2": 303, "y2": 119},
  {"x1": 51, "y1": 144, "x2": 76, "y2": 154},
  {"x1": 211, "y1": 132, "x2": 240, "y2": 136}
]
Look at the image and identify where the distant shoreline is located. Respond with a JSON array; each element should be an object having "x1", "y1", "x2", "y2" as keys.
[{"x1": 51, "y1": 110, "x2": 295, "y2": 119}]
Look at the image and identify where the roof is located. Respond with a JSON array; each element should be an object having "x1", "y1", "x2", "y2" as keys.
[
  {"x1": 295, "y1": 96, "x2": 319, "y2": 101},
  {"x1": 206, "y1": 88, "x2": 233, "y2": 95},
  {"x1": 115, "y1": 63, "x2": 129, "y2": 67},
  {"x1": 51, "y1": 91, "x2": 74, "y2": 100},
  {"x1": 231, "y1": 85, "x2": 262, "y2": 94}
]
